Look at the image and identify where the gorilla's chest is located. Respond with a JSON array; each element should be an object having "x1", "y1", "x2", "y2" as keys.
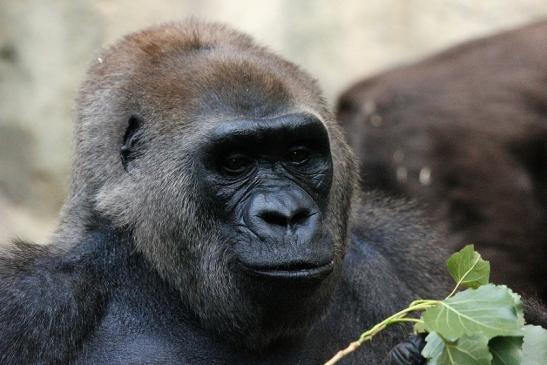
[
  {"x1": 76, "y1": 305, "x2": 226, "y2": 364},
  {"x1": 74, "y1": 289, "x2": 398, "y2": 365},
  {"x1": 78, "y1": 332, "x2": 183, "y2": 364}
]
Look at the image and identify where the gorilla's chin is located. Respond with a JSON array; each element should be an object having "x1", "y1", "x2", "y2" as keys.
[{"x1": 224, "y1": 276, "x2": 337, "y2": 350}]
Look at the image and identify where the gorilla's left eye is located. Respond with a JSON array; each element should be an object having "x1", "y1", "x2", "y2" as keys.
[
  {"x1": 221, "y1": 154, "x2": 254, "y2": 175},
  {"x1": 286, "y1": 147, "x2": 312, "y2": 165}
]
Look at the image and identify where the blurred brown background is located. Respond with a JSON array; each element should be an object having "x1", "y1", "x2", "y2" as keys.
[{"x1": 2, "y1": 0, "x2": 547, "y2": 243}]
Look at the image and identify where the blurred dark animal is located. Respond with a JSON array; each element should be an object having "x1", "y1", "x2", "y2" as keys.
[{"x1": 337, "y1": 20, "x2": 547, "y2": 301}]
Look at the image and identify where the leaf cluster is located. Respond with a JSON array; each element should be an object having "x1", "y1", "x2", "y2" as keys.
[
  {"x1": 323, "y1": 245, "x2": 547, "y2": 365},
  {"x1": 419, "y1": 245, "x2": 547, "y2": 365}
]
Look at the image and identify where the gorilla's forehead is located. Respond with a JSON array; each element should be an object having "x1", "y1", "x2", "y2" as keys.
[
  {"x1": 80, "y1": 21, "x2": 331, "y2": 146},
  {"x1": 98, "y1": 31, "x2": 316, "y2": 119},
  {"x1": 119, "y1": 58, "x2": 328, "y2": 142},
  {"x1": 133, "y1": 55, "x2": 299, "y2": 119}
]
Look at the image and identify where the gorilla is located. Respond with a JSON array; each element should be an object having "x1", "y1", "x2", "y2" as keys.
[
  {"x1": 0, "y1": 20, "x2": 543, "y2": 365},
  {"x1": 337, "y1": 20, "x2": 547, "y2": 301}
]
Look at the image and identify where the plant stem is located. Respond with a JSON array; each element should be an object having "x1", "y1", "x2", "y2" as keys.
[
  {"x1": 323, "y1": 300, "x2": 440, "y2": 365},
  {"x1": 395, "y1": 318, "x2": 423, "y2": 323}
]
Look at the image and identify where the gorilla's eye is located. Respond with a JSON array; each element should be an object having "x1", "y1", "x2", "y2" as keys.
[
  {"x1": 221, "y1": 154, "x2": 253, "y2": 175},
  {"x1": 287, "y1": 147, "x2": 312, "y2": 165}
]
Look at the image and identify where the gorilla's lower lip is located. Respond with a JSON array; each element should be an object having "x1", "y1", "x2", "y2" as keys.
[{"x1": 239, "y1": 261, "x2": 334, "y2": 280}]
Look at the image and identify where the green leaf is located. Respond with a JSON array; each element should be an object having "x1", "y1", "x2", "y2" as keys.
[
  {"x1": 489, "y1": 336, "x2": 523, "y2": 365},
  {"x1": 422, "y1": 332, "x2": 444, "y2": 360},
  {"x1": 414, "y1": 321, "x2": 427, "y2": 334},
  {"x1": 521, "y1": 325, "x2": 547, "y2": 365},
  {"x1": 422, "y1": 332, "x2": 492, "y2": 365},
  {"x1": 422, "y1": 284, "x2": 523, "y2": 340},
  {"x1": 447, "y1": 244, "x2": 490, "y2": 289}
]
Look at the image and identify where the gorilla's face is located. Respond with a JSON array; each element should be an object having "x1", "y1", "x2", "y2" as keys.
[
  {"x1": 117, "y1": 110, "x2": 341, "y2": 349},
  {"x1": 110, "y1": 99, "x2": 349, "y2": 348},
  {"x1": 89, "y1": 32, "x2": 356, "y2": 348},
  {"x1": 200, "y1": 113, "x2": 334, "y2": 284}
]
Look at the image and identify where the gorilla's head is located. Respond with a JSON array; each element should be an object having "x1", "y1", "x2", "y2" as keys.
[{"x1": 65, "y1": 20, "x2": 357, "y2": 348}]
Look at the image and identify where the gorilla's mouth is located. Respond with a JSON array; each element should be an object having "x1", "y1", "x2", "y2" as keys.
[{"x1": 239, "y1": 260, "x2": 334, "y2": 281}]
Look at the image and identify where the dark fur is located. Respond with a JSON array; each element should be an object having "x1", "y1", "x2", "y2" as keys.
[
  {"x1": 337, "y1": 20, "x2": 547, "y2": 301},
  {"x1": 0, "y1": 20, "x2": 541, "y2": 365}
]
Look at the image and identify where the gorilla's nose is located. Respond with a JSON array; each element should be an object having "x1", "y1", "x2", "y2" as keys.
[{"x1": 246, "y1": 189, "x2": 320, "y2": 243}]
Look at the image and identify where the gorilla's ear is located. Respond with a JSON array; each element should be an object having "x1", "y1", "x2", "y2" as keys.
[{"x1": 120, "y1": 115, "x2": 145, "y2": 172}]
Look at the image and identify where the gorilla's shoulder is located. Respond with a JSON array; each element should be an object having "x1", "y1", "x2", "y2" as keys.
[
  {"x1": 0, "y1": 239, "x2": 106, "y2": 364},
  {"x1": 353, "y1": 192, "x2": 439, "y2": 250},
  {"x1": 345, "y1": 192, "x2": 451, "y2": 298},
  {"x1": 0, "y1": 239, "x2": 69, "y2": 297}
]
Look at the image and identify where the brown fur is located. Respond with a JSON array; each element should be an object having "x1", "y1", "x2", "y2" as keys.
[{"x1": 337, "y1": 20, "x2": 547, "y2": 300}]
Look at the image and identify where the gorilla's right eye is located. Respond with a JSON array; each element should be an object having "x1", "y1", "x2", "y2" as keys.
[
  {"x1": 286, "y1": 146, "x2": 312, "y2": 165},
  {"x1": 221, "y1": 154, "x2": 254, "y2": 175}
]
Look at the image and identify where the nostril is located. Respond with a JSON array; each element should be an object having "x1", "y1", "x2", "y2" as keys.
[{"x1": 259, "y1": 211, "x2": 289, "y2": 227}]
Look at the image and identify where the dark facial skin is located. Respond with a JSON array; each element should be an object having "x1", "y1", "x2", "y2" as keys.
[{"x1": 201, "y1": 113, "x2": 334, "y2": 282}]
